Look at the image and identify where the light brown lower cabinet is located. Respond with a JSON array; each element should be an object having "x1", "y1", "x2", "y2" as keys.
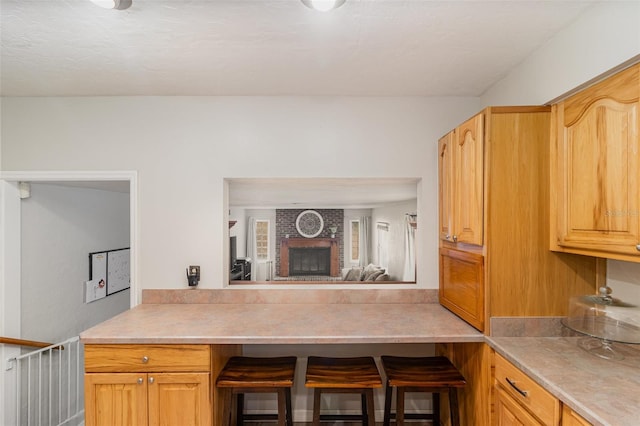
[
  {"x1": 495, "y1": 385, "x2": 545, "y2": 426},
  {"x1": 436, "y1": 342, "x2": 493, "y2": 426},
  {"x1": 494, "y1": 353, "x2": 560, "y2": 426},
  {"x1": 562, "y1": 406, "x2": 592, "y2": 426},
  {"x1": 84, "y1": 343, "x2": 241, "y2": 426},
  {"x1": 85, "y1": 372, "x2": 210, "y2": 426}
]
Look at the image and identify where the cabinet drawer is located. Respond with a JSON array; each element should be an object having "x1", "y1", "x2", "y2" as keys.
[
  {"x1": 85, "y1": 344, "x2": 210, "y2": 373},
  {"x1": 494, "y1": 353, "x2": 560, "y2": 425}
]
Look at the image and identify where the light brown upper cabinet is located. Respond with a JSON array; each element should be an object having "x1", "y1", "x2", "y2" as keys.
[
  {"x1": 551, "y1": 64, "x2": 640, "y2": 262},
  {"x1": 438, "y1": 113, "x2": 484, "y2": 246}
]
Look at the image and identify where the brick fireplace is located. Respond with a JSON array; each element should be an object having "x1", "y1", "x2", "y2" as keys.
[
  {"x1": 275, "y1": 209, "x2": 344, "y2": 276},
  {"x1": 280, "y1": 238, "x2": 340, "y2": 277}
]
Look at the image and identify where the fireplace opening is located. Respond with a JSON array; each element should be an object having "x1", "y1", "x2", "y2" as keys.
[{"x1": 289, "y1": 247, "x2": 331, "y2": 276}]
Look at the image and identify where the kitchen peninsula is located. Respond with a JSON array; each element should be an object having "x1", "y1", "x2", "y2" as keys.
[
  {"x1": 80, "y1": 289, "x2": 640, "y2": 426},
  {"x1": 80, "y1": 289, "x2": 480, "y2": 426}
]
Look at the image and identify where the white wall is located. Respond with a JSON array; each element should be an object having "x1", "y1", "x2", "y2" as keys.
[
  {"x1": 20, "y1": 183, "x2": 130, "y2": 343},
  {"x1": 481, "y1": 1, "x2": 640, "y2": 306},
  {"x1": 1, "y1": 96, "x2": 481, "y2": 298},
  {"x1": 481, "y1": 1, "x2": 640, "y2": 106}
]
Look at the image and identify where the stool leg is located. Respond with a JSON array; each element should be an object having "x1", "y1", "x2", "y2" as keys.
[
  {"x1": 433, "y1": 392, "x2": 440, "y2": 426},
  {"x1": 365, "y1": 389, "x2": 376, "y2": 426},
  {"x1": 285, "y1": 387, "x2": 293, "y2": 426},
  {"x1": 277, "y1": 389, "x2": 286, "y2": 426},
  {"x1": 396, "y1": 387, "x2": 405, "y2": 426},
  {"x1": 221, "y1": 389, "x2": 232, "y2": 426},
  {"x1": 383, "y1": 383, "x2": 392, "y2": 426},
  {"x1": 237, "y1": 393, "x2": 245, "y2": 426},
  {"x1": 361, "y1": 393, "x2": 368, "y2": 425},
  {"x1": 449, "y1": 389, "x2": 460, "y2": 426},
  {"x1": 312, "y1": 389, "x2": 321, "y2": 426}
]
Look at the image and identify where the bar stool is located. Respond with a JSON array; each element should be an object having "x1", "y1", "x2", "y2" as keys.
[
  {"x1": 381, "y1": 356, "x2": 466, "y2": 426},
  {"x1": 305, "y1": 356, "x2": 382, "y2": 426},
  {"x1": 216, "y1": 356, "x2": 297, "y2": 426}
]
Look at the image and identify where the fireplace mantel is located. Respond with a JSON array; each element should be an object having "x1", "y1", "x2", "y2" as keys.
[{"x1": 280, "y1": 238, "x2": 340, "y2": 277}]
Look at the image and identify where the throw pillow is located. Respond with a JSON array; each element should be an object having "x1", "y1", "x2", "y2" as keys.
[
  {"x1": 365, "y1": 269, "x2": 385, "y2": 281},
  {"x1": 360, "y1": 263, "x2": 379, "y2": 281},
  {"x1": 344, "y1": 268, "x2": 363, "y2": 281}
]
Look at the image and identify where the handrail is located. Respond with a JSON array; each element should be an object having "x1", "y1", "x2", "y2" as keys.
[{"x1": 0, "y1": 336, "x2": 64, "y2": 350}]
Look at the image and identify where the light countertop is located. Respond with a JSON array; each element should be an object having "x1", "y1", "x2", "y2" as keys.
[
  {"x1": 80, "y1": 302, "x2": 484, "y2": 344},
  {"x1": 487, "y1": 336, "x2": 640, "y2": 426}
]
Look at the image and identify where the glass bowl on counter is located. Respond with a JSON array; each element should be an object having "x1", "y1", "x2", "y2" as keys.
[{"x1": 562, "y1": 286, "x2": 640, "y2": 360}]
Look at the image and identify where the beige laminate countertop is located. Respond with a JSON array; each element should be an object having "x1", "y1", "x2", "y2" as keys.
[
  {"x1": 80, "y1": 303, "x2": 484, "y2": 344},
  {"x1": 487, "y1": 336, "x2": 640, "y2": 426}
]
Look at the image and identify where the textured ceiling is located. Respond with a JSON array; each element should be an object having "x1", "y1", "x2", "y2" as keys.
[{"x1": 0, "y1": 0, "x2": 597, "y2": 96}]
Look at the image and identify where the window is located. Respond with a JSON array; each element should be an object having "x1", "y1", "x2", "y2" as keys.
[
  {"x1": 255, "y1": 220, "x2": 270, "y2": 261},
  {"x1": 350, "y1": 219, "x2": 360, "y2": 263}
]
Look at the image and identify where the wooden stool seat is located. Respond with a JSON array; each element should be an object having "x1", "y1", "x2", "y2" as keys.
[
  {"x1": 381, "y1": 356, "x2": 466, "y2": 426},
  {"x1": 305, "y1": 356, "x2": 382, "y2": 426},
  {"x1": 216, "y1": 356, "x2": 297, "y2": 426}
]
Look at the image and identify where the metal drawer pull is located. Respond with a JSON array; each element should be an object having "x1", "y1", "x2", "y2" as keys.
[
  {"x1": 506, "y1": 377, "x2": 528, "y2": 397},
  {"x1": 137, "y1": 378, "x2": 143, "y2": 385},
  {"x1": 142, "y1": 356, "x2": 149, "y2": 363},
  {"x1": 148, "y1": 377, "x2": 154, "y2": 384}
]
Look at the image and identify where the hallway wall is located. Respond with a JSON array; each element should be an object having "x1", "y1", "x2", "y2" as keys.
[{"x1": 21, "y1": 183, "x2": 130, "y2": 343}]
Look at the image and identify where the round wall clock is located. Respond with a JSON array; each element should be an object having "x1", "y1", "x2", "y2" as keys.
[{"x1": 295, "y1": 210, "x2": 324, "y2": 238}]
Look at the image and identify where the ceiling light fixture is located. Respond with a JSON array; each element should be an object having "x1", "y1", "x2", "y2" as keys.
[
  {"x1": 90, "y1": 0, "x2": 132, "y2": 10},
  {"x1": 301, "y1": 0, "x2": 346, "y2": 12}
]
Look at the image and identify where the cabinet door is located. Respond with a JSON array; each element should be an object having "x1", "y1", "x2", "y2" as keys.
[
  {"x1": 552, "y1": 64, "x2": 640, "y2": 261},
  {"x1": 439, "y1": 248, "x2": 484, "y2": 331},
  {"x1": 562, "y1": 405, "x2": 592, "y2": 426},
  {"x1": 439, "y1": 131, "x2": 455, "y2": 241},
  {"x1": 454, "y1": 113, "x2": 484, "y2": 245},
  {"x1": 495, "y1": 386, "x2": 545, "y2": 426},
  {"x1": 85, "y1": 373, "x2": 148, "y2": 426},
  {"x1": 148, "y1": 373, "x2": 211, "y2": 426}
]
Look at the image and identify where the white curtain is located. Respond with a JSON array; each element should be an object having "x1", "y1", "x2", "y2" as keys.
[
  {"x1": 359, "y1": 216, "x2": 371, "y2": 267},
  {"x1": 246, "y1": 217, "x2": 256, "y2": 261},
  {"x1": 402, "y1": 215, "x2": 416, "y2": 281}
]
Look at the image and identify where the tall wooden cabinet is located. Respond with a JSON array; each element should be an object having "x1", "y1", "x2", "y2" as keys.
[
  {"x1": 437, "y1": 108, "x2": 603, "y2": 426},
  {"x1": 439, "y1": 107, "x2": 603, "y2": 333},
  {"x1": 550, "y1": 63, "x2": 640, "y2": 262}
]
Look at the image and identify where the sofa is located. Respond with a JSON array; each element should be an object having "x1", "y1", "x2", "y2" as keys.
[{"x1": 342, "y1": 263, "x2": 390, "y2": 282}]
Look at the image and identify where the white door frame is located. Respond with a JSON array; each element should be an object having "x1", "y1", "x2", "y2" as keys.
[
  {"x1": 0, "y1": 170, "x2": 138, "y2": 425},
  {"x1": 1, "y1": 180, "x2": 21, "y2": 426}
]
